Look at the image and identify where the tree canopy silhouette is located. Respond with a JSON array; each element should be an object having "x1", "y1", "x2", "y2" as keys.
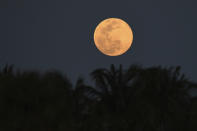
[{"x1": 0, "y1": 64, "x2": 196, "y2": 131}]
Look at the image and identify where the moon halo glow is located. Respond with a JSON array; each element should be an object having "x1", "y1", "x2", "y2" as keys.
[{"x1": 94, "y1": 18, "x2": 133, "y2": 56}]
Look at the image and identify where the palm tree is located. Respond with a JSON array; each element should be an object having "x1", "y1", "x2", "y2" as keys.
[
  {"x1": 90, "y1": 64, "x2": 142, "y2": 111},
  {"x1": 88, "y1": 64, "x2": 143, "y2": 130},
  {"x1": 89, "y1": 64, "x2": 192, "y2": 131}
]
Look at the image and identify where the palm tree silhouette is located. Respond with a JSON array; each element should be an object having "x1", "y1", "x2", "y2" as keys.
[
  {"x1": 89, "y1": 65, "x2": 192, "y2": 131},
  {"x1": 90, "y1": 64, "x2": 140, "y2": 112}
]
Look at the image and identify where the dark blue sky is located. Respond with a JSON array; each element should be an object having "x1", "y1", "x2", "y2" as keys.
[{"x1": 0, "y1": 0, "x2": 197, "y2": 83}]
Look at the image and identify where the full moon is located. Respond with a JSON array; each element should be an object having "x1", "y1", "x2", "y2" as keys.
[{"x1": 94, "y1": 18, "x2": 133, "y2": 56}]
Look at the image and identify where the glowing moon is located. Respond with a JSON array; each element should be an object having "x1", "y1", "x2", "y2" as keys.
[{"x1": 94, "y1": 18, "x2": 133, "y2": 56}]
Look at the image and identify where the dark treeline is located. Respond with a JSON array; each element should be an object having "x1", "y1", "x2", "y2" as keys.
[{"x1": 0, "y1": 64, "x2": 197, "y2": 131}]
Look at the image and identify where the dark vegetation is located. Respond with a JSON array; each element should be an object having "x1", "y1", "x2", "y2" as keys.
[{"x1": 0, "y1": 64, "x2": 197, "y2": 131}]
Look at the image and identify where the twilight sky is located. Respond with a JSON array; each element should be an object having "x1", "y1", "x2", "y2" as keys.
[{"x1": 0, "y1": 0, "x2": 197, "y2": 83}]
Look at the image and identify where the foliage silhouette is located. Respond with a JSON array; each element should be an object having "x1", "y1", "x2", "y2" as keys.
[{"x1": 0, "y1": 64, "x2": 196, "y2": 131}]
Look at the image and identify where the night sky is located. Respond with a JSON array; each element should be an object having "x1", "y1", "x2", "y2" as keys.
[{"x1": 0, "y1": 0, "x2": 197, "y2": 83}]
